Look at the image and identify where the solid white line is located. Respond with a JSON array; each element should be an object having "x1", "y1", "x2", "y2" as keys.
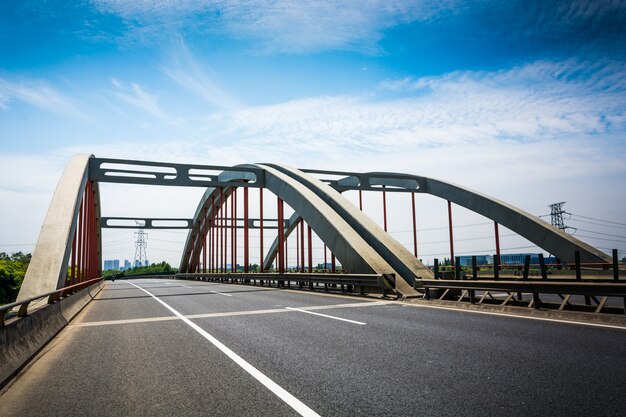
[
  {"x1": 211, "y1": 290, "x2": 233, "y2": 297},
  {"x1": 285, "y1": 307, "x2": 366, "y2": 325},
  {"x1": 402, "y1": 301, "x2": 626, "y2": 330},
  {"x1": 127, "y1": 281, "x2": 320, "y2": 417}
]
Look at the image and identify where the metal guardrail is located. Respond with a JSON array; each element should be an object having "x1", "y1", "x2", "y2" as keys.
[
  {"x1": 0, "y1": 278, "x2": 104, "y2": 328},
  {"x1": 176, "y1": 272, "x2": 396, "y2": 295},
  {"x1": 414, "y1": 278, "x2": 626, "y2": 315}
]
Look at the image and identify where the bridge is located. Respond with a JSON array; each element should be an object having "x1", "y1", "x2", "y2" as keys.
[{"x1": 1, "y1": 154, "x2": 625, "y2": 416}]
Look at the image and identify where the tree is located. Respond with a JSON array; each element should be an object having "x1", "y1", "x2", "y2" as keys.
[{"x1": 0, "y1": 252, "x2": 30, "y2": 304}]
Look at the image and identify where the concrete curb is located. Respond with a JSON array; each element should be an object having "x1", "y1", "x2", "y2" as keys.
[{"x1": 0, "y1": 281, "x2": 103, "y2": 389}]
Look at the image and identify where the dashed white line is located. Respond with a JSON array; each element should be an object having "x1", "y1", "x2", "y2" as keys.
[
  {"x1": 211, "y1": 290, "x2": 233, "y2": 297},
  {"x1": 127, "y1": 281, "x2": 320, "y2": 417},
  {"x1": 182, "y1": 285, "x2": 193, "y2": 289},
  {"x1": 285, "y1": 307, "x2": 366, "y2": 325}
]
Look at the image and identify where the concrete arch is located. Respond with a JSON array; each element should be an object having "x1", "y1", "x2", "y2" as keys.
[
  {"x1": 180, "y1": 164, "x2": 418, "y2": 293},
  {"x1": 339, "y1": 172, "x2": 609, "y2": 264},
  {"x1": 17, "y1": 154, "x2": 101, "y2": 301},
  {"x1": 264, "y1": 164, "x2": 433, "y2": 287}
]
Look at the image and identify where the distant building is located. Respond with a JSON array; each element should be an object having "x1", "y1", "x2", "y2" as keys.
[
  {"x1": 458, "y1": 255, "x2": 492, "y2": 267},
  {"x1": 123, "y1": 260, "x2": 131, "y2": 270},
  {"x1": 103, "y1": 259, "x2": 120, "y2": 271},
  {"x1": 455, "y1": 254, "x2": 557, "y2": 266}
]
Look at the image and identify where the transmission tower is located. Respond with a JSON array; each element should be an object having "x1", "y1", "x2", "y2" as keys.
[
  {"x1": 549, "y1": 202, "x2": 573, "y2": 232},
  {"x1": 134, "y1": 226, "x2": 148, "y2": 267}
]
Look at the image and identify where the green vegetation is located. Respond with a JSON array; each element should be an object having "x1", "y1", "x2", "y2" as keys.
[
  {"x1": 102, "y1": 261, "x2": 177, "y2": 278},
  {"x1": 0, "y1": 252, "x2": 31, "y2": 305}
]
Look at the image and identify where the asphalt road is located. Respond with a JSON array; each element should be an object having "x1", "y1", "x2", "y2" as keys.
[{"x1": 1, "y1": 278, "x2": 625, "y2": 417}]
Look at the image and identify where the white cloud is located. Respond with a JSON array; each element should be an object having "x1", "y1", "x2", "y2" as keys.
[
  {"x1": 91, "y1": 0, "x2": 456, "y2": 53},
  {"x1": 0, "y1": 77, "x2": 85, "y2": 117},
  {"x1": 160, "y1": 38, "x2": 241, "y2": 110},
  {"x1": 195, "y1": 60, "x2": 625, "y2": 160},
  {"x1": 111, "y1": 79, "x2": 178, "y2": 124}
]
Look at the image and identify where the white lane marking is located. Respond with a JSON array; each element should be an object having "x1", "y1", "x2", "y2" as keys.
[
  {"x1": 285, "y1": 307, "x2": 366, "y2": 325},
  {"x1": 75, "y1": 316, "x2": 181, "y2": 326},
  {"x1": 73, "y1": 300, "x2": 392, "y2": 327},
  {"x1": 182, "y1": 285, "x2": 193, "y2": 289},
  {"x1": 402, "y1": 301, "x2": 626, "y2": 330},
  {"x1": 211, "y1": 290, "x2": 233, "y2": 297},
  {"x1": 126, "y1": 281, "x2": 320, "y2": 417}
]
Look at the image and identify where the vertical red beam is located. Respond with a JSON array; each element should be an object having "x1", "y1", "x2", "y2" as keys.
[
  {"x1": 359, "y1": 190, "x2": 363, "y2": 211},
  {"x1": 219, "y1": 187, "x2": 224, "y2": 273},
  {"x1": 203, "y1": 207, "x2": 208, "y2": 273},
  {"x1": 295, "y1": 220, "x2": 299, "y2": 270},
  {"x1": 411, "y1": 192, "x2": 418, "y2": 258},
  {"x1": 259, "y1": 188, "x2": 264, "y2": 272},
  {"x1": 223, "y1": 192, "x2": 227, "y2": 273},
  {"x1": 208, "y1": 213, "x2": 213, "y2": 273},
  {"x1": 85, "y1": 184, "x2": 90, "y2": 280},
  {"x1": 300, "y1": 220, "x2": 305, "y2": 273},
  {"x1": 331, "y1": 253, "x2": 336, "y2": 273},
  {"x1": 448, "y1": 200, "x2": 455, "y2": 267},
  {"x1": 79, "y1": 189, "x2": 86, "y2": 282},
  {"x1": 494, "y1": 221, "x2": 501, "y2": 262},
  {"x1": 285, "y1": 229, "x2": 289, "y2": 271},
  {"x1": 93, "y1": 182, "x2": 100, "y2": 278},
  {"x1": 211, "y1": 196, "x2": 216, "y2": 272},
  {"x1": 89, "y1": 181, "x2": 96, "y2": 279},
  {"x1": 382, "y1": 186, "x2": 388, "y2": 232},
  {"x1": 85, "y1": 183, "x2": 91, "y2": 280},
  {"x1": 85, "y1": 184, "x2": 91, "y2": 280},
  {"x1": 232, "y1": 188, "x2": 237, "y2": 272},
  {"x1": 307, "y1": 225, "x2": 312, "y2": 273},
  {"x1": 243, "y1": 187, "x2": 249, "y2": 273},
  {"x1": 70, "y1": 224, "x2": 77, "y2": 286},
  {"x1": 209, "y1": 196, "x2": 215, "y2": 272},
  {"x1": 277, "y1": 197, "x2": 285, "y2": 274}
]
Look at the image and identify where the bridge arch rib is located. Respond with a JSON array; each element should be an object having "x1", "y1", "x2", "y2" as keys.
[
  {"x1": 321, "y1": 170, "x2": 608, "y2": 264},
  {"x1": 17, "y1": 154, "x2": 102, "y2": 302},
  {"x1": 180, "y1": 164, "x2": 421, "y2": 295},
  {"x1": 183, "y1": 163, "x2": 610, "y2": 295}
]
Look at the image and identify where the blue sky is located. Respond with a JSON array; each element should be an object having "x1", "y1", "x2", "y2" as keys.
[{"x1": 1, "y1": 0, "x2": 625, "y2": 265}]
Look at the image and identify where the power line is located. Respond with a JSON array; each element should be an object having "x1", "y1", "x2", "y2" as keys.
[
  {"x1": 573, "y1": 228, "x2": 626, "y2": 239},
  {"x1": 391, "y1": 221, "x2": 492, "y2": 234},
  {"x1": 568, "y1": 217, "x2": 626, "y2": 230},
  {"x1": 570, "y1": 213, "x2": 626, "y2": 227},
  {"x1": 575, "y1": 234, "x2": 626, "y2": 244}
]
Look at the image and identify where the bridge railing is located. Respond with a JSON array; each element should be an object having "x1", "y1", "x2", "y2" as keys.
[
  {"x1": 412, "y1": 250, "x2": 626, "y2": 316},
  {"x1": 176, "y1": 272, "x2": 396, "y2": 296},
  {"x1": 429, "y1": 250, "x2": 623, "y2": 281},
  {"x1": 0, "y1": 277, "x2": 103, "y2": 328}
]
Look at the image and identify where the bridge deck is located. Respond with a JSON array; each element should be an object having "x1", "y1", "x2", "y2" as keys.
[{"x1": 2, "y1": 278, "x2": 626, "y2": 416}]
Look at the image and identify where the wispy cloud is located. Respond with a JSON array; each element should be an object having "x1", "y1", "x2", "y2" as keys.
[
  {"x1": 0, "y1": 77, "x2": 85, "y2": 117},
  {"x1": 89, "y1": 1, "x2": 626, "y2": 55},
  {"x1": 111, "y1": 79, "x2": 178, "y2": 124},
  {"x1": 91, "y1": 0, "x2": 457, "y2": 53},
  {"x1": 160, "y1": 38, "x2": 241, "y2": 111},
  {"x1": 200, "y1": 60, "x2": 625, "y2": 159}
]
